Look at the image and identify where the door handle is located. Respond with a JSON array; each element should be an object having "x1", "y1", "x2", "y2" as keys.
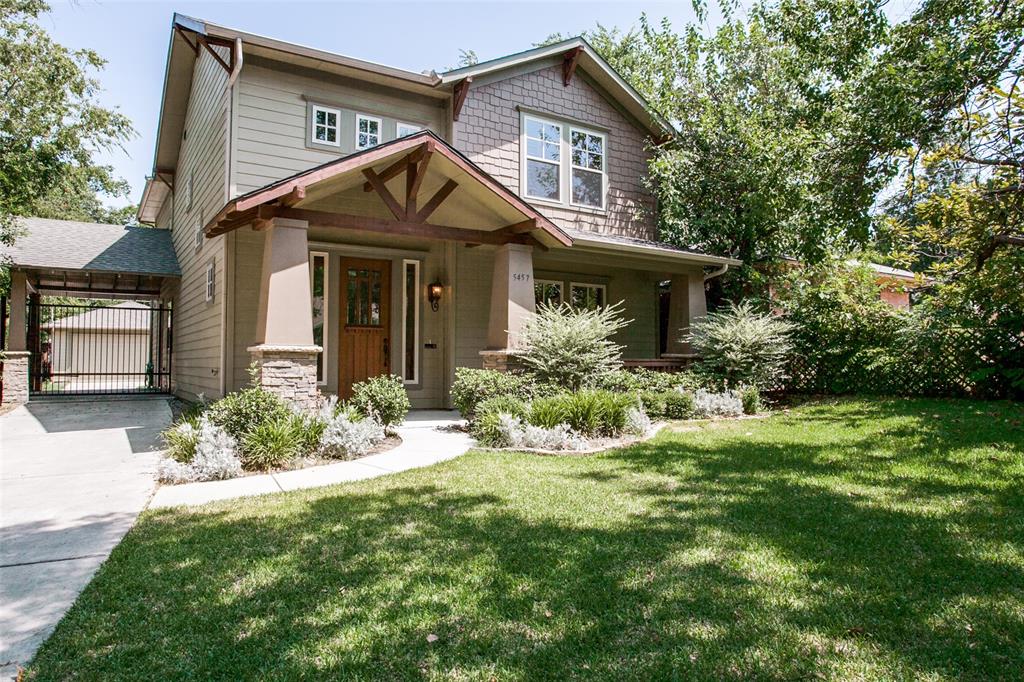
[{"x1": 383, "y1": 337, "x2": 390, "y2": 369}]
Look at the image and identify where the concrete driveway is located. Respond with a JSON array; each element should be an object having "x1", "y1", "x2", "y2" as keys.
[{"x1": 0, "y1": 397, "x2": 169, "y2": 679}]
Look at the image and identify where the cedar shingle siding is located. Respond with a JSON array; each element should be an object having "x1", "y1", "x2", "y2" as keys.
[{"x1": 454, "y1": 63, "x2": 657, "y2": 241}]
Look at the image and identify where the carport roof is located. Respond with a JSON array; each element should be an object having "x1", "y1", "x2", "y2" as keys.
[{"x1": 3, "y1": 218, "x2": 181, "y2": 277}]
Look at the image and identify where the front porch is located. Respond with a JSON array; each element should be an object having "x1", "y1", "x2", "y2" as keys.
[{"x1": 207, "y1": 131, "x2": 736, "y2": 408}]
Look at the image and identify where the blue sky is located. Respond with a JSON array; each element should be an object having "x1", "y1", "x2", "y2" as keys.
[{"x1": 42, "y1": 1, "x2": 916, "y2": 208}]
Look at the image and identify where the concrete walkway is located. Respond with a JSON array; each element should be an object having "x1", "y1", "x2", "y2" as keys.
[
  {"x1": 149, "y1": 410, "x2": 473, "y2": 509},
  {"x1": 0, "y1": 397, "x2": 168, "y2": 680}
]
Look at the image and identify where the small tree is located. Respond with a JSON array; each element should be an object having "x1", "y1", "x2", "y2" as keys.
[
  {"x1": 518, "y1": 302, "x2": 630, "y2": 391},
  {"x1": 688, "y1": 301, "x2": 793, "y2": 389}
]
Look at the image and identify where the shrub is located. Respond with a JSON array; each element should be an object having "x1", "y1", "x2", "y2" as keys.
[
  {"x1": 663, "y1": 391, "x2": 696, "y2": 420},
  {"x1": 161, "y1": 416, "x2": 201, "y2": 463},
  {"x1": 350, "y1": 375, "x2": 410, "y2": 432},
  {"x1": 499, "y1": 415, "x2": 584, "y2": 451},
  {"x1": 518, "y1": 301, "x2": 630, "y2": 391},
  {"x1": 599, "y1": 367, "x2": 693, "y2": 394},
  {"x1": 740, "y1": 385, "x2": 762, "y2": 415},
  {"x1": 157, "y1": 418, "x2": 242, "y2": 483},
  {"x1": 688, "y1": 301, "x2": 794, "y2": 390},
  {"x1": 319, "y1": 411, "x2": 386, "y2": 460},
  {"x1": 471, "y1": 396, "x2": 528, "y2": 446},
  {"x1": 205, "y1": 387, "x2": 292, "y2": 442},
  {"x1": 624, "y1": 406, "x2": 653, "y2": 436},
  {"x1": 639, "y1": 391, "x2": 667, "y2": 418},
  {"x1": 450, "y1": 368, "x2": 534, "y2": 420},
  {"x1": 240, "y1": 416, "x2": 303, "y2": 470},
  {"x1": 692, "y1": 389, "x2": 744, "y2": 418}
]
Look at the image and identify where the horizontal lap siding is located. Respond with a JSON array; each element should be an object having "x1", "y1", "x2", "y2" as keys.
[
  {"x1": 234, "y1": 60, "x2": 447, "y2": 194},
  {"x1": 163, "y1": 48, "x2": 230, "y2": 401},
  {"x1": 453, "y1": 63, "x2": 657, "y2": 241}
]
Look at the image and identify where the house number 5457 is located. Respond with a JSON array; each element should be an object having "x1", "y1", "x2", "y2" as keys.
[{"x1": 512, "y1": 273, "x2": 531, "y2": 281}]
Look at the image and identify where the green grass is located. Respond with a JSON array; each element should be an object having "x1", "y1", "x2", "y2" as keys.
[{"x1": 28, "y1": 398, "x2": 1024, "y2": 680}]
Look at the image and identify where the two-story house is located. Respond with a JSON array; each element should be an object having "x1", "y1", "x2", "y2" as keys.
[{"x1": 133, "y1": 14, "x2": 739, "y2": 409}]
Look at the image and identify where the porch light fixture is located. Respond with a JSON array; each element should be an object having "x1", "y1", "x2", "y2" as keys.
[{"x1": 428, "y1": 281, "x2": 444, "y2": 312}]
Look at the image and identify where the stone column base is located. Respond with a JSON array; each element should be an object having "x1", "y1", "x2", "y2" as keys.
[
  {"x1": 1, "y1": 351, "x2": 30, "y2": 405},
  {"x1": 248, "y1": 344, "x2": 322, "y2": 411},
  {"x1": 479, "y1": 349, "x2": 523, "y2": 373}
]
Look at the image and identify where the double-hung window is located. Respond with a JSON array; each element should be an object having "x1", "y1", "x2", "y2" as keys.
[
  {"x1": 524, "y1": 116, "x2": 562, "y2": 202},
  {"x1": 534, "y1": 279, "x2": 563, "y2": 308},
  {"x1": 396, "y1": 122, "x2": 422, "y2": 138},
  {"x1": 570, "y1": 128, "x2": 605, "y2": 209},
  {"x1": 570, "y1": 282, "x2": 606, "y2": 310},
  {"x1": 356, "y1": 113, "x2": 381, "y2": 149},
  {"x1": 312, "y1": 105, "x2": 340, "y2": 147}
]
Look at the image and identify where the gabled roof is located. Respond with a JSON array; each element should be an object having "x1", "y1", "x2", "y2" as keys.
[
  {"x1": 440, "y1": 37, "x2": 674, "y2": 140},
  {"x1": 205, "y1": 131, "x2": 572, "y2": 248},
  {"x1": 566, "y1": 229, "x2": 742, "y2": 267},
  {"x1": 2, "y1": 218, "x2": 180, "y2": 277}
]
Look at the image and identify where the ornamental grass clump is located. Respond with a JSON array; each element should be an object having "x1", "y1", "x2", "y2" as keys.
[
  {"x1": 518, "y1": 301, "x2": 630, "y2": 391},
  {"x1": 688, "y1": 301, "x2": 793, "y2": 390}
]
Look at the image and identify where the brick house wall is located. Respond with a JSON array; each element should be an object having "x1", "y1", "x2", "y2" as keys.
[{"x1": 454, "y1": 63, "x2": 657, "y2": 241}]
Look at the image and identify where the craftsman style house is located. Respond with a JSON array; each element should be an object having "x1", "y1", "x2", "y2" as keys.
[{"x1": 121, "y1": 15, "x2": 737, "y2": 408}]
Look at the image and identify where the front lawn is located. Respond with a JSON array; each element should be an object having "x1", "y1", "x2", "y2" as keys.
[{"x1": 28, "y1": 398, "x2": 1024, "y2": 680}]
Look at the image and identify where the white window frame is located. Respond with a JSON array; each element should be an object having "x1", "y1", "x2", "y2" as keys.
[
  {"x1": 569, "y1": 127, "x2": 607, "y2": 210},
  {"x1": 534, "y1": 278, "x2": 564, "y2": 307},
  {"x1": 193, "y1": 220, "x2": 204, "y2": 253},
  {"x1": 569, "y1": 281, "x2": 607, "y2": 310},
  {"x1": 401, "y1": 259, "x2": 421, "y2": 385},
  {"x1": 205, "y1": 261, "x2": 216, "y2": 302},
  {"x1": 311, "y1": 104, "x2": 341, "y2": 147},
  {"x1": 396, "y1": 122, "x2": 423, "y2": 138},
  {"x1": 355, "y1": 113, "x2": 382, "y2": 150},
  {"x1": 309, "y1": 251, "x2": 329, "y2": 385},
  {"x1": 523, "y1": 115, "x2": 563, "y2": 203}
]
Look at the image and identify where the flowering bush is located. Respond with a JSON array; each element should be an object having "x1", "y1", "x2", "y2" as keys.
[
  {"x1": 157, "y1": 418, "x2": 242, "y2": 483},
  {"x1": 319, "y1": 410, "x2": 386, "y2": 460},
  {"x1": 692, "y1": 389, "x2": 745, "y2": 418}
]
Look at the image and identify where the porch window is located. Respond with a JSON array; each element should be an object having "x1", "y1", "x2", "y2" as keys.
[
  {"x1": 312, "y1": 105, "x2": 340, "y2": 146},
  {"x1": 534, "y1": 279, "x2": 563, "y2": 308},
  {"x1": 524, "y1": 116, "x2": 561, "y2": 201},
  {"x1": 570, "y1": 282, "x2": 605, "y2": 310},
  {"x1": 402, "y1": 259, "x2": 420, "y2": 384},
  {"x1": 309, "y1": 252, "x2": 328, "y2": 385},
  {"x1": 397, "y1": 122, "x2": 422, "y2": 138},
  {"x1": 356, "y1": 113, "x2": 381, "y2": 150},
  {"x1": 570, "y1": 128, "x2": 605, "y2": 209}
]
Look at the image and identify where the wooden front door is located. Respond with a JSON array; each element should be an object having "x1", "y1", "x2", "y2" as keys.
[{"x1": 339, "y1": 258, "x2": 391, "y2": 398}]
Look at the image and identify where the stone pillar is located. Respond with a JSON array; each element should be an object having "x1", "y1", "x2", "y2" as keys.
[
  {"x1": 3, "y1": 271, "x2": 30, "y2": 404},
  {"x1": 481, "y1": 243, "x2": 535, "y2": 371},
  {"x1": 248, "y1": 217, "x2": 321, "y2": 408},
  {"x1": 665, "y1": 271, "x2": 708, "y2": 355}
]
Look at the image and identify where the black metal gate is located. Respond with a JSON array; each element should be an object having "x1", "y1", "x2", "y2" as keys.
[{"x1": 28, "y1": 300, "x2": 172, "y2": 396}]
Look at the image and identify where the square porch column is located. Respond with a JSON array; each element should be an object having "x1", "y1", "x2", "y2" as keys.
[
  {"x1": 247, "y1": 217, "x2": 322, "y2": 409},
  {"x1": 480, "y1": 243, "x2": 535, "y2": 372},
  {"x1": 665, "y1": 271, "x2": 708, "y2": 355},
  {"x1": 2, "y1": 271, "x2": 30, "y2": 404}
]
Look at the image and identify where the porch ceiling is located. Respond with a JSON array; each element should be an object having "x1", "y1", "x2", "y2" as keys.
[{"x1": 205, "y1": 131, "x2": 572, "y2": 249}]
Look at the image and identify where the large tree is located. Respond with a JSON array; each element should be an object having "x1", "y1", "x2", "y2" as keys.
[{"x1": 0, "y1": 0, "x2": 134, "y2": 247}]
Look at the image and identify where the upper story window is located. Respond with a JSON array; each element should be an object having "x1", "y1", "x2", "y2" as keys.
[
  {"x1": 570, "y1": 128, "x2": 605, "y2": 209},
  {"x1": 524, "y1": 116, "x2": 562, "y2": 202},
  {"x1": 356, "y1": 113, "x2": 381, "y2": 150},
  {"x1": 396, "y1": 122, "x2": 422, "y2": 138},
  {"x1": 205, "y1": 261, "x2": 216, "y2": 302},
  {"x1": 312, "y1": 105, "x2": 340, "y2": 146}
]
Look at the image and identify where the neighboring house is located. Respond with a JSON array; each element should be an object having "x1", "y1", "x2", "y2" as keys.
[
  {"x1": 771, "y1": 258, "x2": 922, "y2": 311},
  {"x1": 2, "y1": 14, "x2": 741, "y2": 407}
]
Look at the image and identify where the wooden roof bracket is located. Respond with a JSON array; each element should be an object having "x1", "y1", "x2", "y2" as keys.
[
  {"x1": 197, "y1": 35, "x2": 234, "y2": 76},
  {"x1": 453, "y1": 77, "x2": 473, "y2": 121},
  {"x1": 154, "y1": 168, "x2": 175, "y2": 192},
  {"x1": 175, "y1": 25, "x2": 199, "y2": 54},
  {"x1": 563, "y1": 46, "x2": 583, "y2": 87}
]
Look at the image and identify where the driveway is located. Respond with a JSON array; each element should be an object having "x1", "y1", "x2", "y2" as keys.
[{"x1": 0, "y1": 397, "x2": 169, "y2": 679}]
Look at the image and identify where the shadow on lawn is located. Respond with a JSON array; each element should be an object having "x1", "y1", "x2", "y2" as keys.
[{"x1": 27, "y1": 399, "x2": 1024, "y2": 680}]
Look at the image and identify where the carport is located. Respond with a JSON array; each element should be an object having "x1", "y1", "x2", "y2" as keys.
[{"x1": 1, "y1": 218, "x2": 181, "y2": 403}]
